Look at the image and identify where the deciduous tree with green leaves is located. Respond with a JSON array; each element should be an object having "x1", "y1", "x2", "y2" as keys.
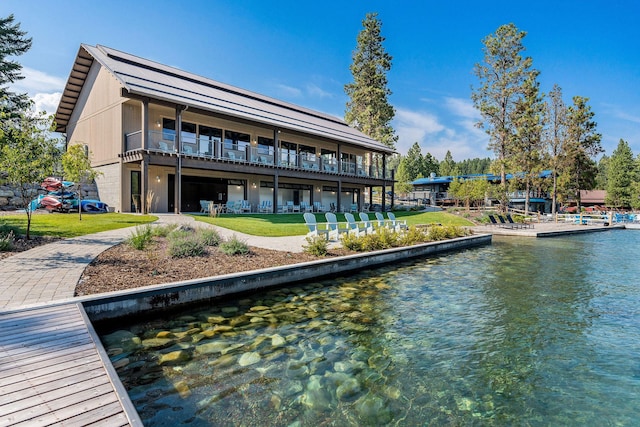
[
  {"x1": 605, "y1": 139, "x2": 636, "y2": 208},
  {"x1": 472, "y1": 23, "x2": 535, "y2": 209},
  {"x1": 62, "y1": 144, "x2": 101, "y2": 221},
  {"x1": 0, "y1": 111, "x2": 60, "y2": 239},
  {"x1": 344, "y1": 12, "x2": 397, "y2": 149}
]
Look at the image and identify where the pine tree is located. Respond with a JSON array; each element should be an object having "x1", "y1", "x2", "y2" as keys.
[
  {"x1": 565, "y1": 96, "x2": 602, "y2": 208},
  {"x1": 605, "y1": 139, "x2": 636, "y2": 208},
  {"x1": 404, "y1": 142, "x2": 423, "y2": 181},
  {"x1": 472, "y1": 23, "x2": 534, "y2": 208},
  {"x1": 345, "y1": 13, "x2": 397, "y2": 149},
  {"x1": 439, "y1": 151, "x2": 456, "y2": 176},
  {"x1": 511, "y1": 71, "x2": 545, "y2": 213},
  {"x1": 544, "y1": 84, "x2": 568, "y2": 215},
  {"x1": 0, "y1": 14, "x2": 32, "y2": 118}
]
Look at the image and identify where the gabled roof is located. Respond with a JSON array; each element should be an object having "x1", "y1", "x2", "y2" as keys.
[{"x1": 55, "y1": 44, "x2": 394, "y2": 154}]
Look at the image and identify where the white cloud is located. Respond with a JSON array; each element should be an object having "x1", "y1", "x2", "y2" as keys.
[
  {"x1": 275, "y1": 83, "x2": 302, "y2": 98},
  {"x1": 393, "y1": 102, "x2": 489, "y2": 160},
  {"x1": 12, "y1": 67, "x2": 65, "y2": 94},
  {"x1": 444, "y1": 97, "x2": 480, "y2": 120},
  {"x1": 306, "y1": 83, "x2": 332, "y2": 99},
  {"x1": 32, "y1": 92, "x2": 62, "y2": 115}
]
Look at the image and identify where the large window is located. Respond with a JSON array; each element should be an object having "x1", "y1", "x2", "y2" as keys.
[
  {"x1": 280, "y1": 141, "x2": 297, "y2": 167},
  {"x1": 224, "y1": 130, "x2": 250, "y2": 151},
  {"x1": 257, "y1": 137, "x2": 274, "y2": 155},
  {"x1": 162, "y1": 118, "x2": 197, "y2": 153},
  {"x1": 199, "y1": 125, "x2": 222, "y2": 156}
]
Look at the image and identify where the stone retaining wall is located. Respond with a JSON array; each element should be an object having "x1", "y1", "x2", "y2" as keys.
[{"x1": 0, "y1": 182, "x2": 100, "y2": 211}]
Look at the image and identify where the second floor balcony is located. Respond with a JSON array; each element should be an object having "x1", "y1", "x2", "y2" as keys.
[{"x1": 125, "y1": 130, "x2": 392, "y2": 180}]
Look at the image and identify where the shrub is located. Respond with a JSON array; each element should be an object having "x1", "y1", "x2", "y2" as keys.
[
  {"x1": 167, "y1": 233, "x2": 206, "y2": 258},
  {"x1": 0, "y1": 230, "x2": 15, "y2": 251},
  {"x1": 151, "y1": 223, "x2": 178, "y2": 237},
  {"x1": 0, "y1": 221, "x2": 20, "y2": 238},
  {"x1": 303, "y1": 236, "x2": 328, "y2": 256},
  {"x1": 340, "y1": 232, "x2": 363, "y2": 251},
  {"x1": 198, "y1": 228, "x2": 222, "y2": 247},
  {"x1": 427, "y1": 225, "x2": 449, "y2": 241},
  {"x1": 375, "y1": 227, "x2": 399, "y2": 248},
  {"x1": 219, "y1": 235, "x2": 250, "y2": 255},
  {"x1": 127, "y1": 224, "x2": 153, "y2": 250},
  {"x1": 398, "y1": 226, "x2": 428, "y2": 246},
  {"x1": 360, "y1": 233, "x2": 386, "y2": 251}
]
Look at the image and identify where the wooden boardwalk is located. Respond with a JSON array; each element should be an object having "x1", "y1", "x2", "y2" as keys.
[{"x1": 0, "y1": 303, "x2": 141, "y2": 426}]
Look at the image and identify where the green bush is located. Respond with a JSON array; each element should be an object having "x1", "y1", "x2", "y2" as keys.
[
  {"x1": 427, "y1": 225, "x2": 449, "y2": 241},
  {"x1": 127, "y1": 224, "x2": 153, "y2": 250},
  {"x1": 303, "y1": 235, "x2": 328, "y2": 256},
  {"x1": 398, "y1": 226, "x2": 428, "y2": 246},
  {"x1": 0, "y1": 221, "x2": 21, "y2": 238},
  {"x1": 151, "y1": 223, "x2": 178, "y2": 237},
  {"x1": 340, "y1": 232, "x2": 363, "y2": 251},
  {"x1": 375, "y1": 226, "x2": 399, "y2": 248},
  {"x1": 0, "y1": 230, "x2": 15, "y2": 251},
  {"x1": 219, "y1": 235, "x2": 250, "y2": 255},
  {"x1": 198, "y1": 228, "x2": 221, "y2": 247},
  {"x1": 167, "y1": 235, "x2": 205, "y2": 259}
]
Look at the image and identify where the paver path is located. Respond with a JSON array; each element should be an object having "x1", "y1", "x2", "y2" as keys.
[{"x1": 0, "y1": 214, "x2": 307, "y2": 312}]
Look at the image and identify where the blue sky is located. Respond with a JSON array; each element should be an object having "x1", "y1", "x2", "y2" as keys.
[{"x1": 3, "y1": 0, "x2": 639, "y2": 161}]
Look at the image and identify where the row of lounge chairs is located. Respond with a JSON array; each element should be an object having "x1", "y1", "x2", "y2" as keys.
[
  {"x1": 304, "y1": 212, "x2": 408, "y2": 240},
  {"x1": 488, "y1": 214, "x2": 534, "y2": 229}
]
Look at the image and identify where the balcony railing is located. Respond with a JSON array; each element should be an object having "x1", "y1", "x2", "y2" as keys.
[{"x1": 125, "y1": 130, "x2": 393, "y2": 179}]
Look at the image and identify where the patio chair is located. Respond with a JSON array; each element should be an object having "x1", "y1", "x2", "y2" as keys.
[
  {"x1": 374, "y1": 211, "x2": 391, "y2": 229},
  {"x1": 497, "y1": 215, "x2": 518, "y2": 228},
  {"x1": 258, "y1": 200, "x2": 272, "y2": 213},
  {"x1": 226, "y1": 200, "x2": 240, "y2": 214},
  {"x1": 300, "y1": 201, "x2": 313, "y2": 213},
  {"x1": 345, "y1": 213, "x2": 368, "y2": 236},
  {"x1": 200, "y1": 200, "x2": 210, "y2": 213},
  {"x1": 286, "y1": 201, "x2": 294, "y2": 213},
  {"x1": 240, "y1": 200, "x2": 252, "y2": 213},
  {"x1": 325, "y1": 212, "x2": 350, "y2": 240},
  {"x1": 304, "y1": 212, "x2": 329, "y2": 240},
  {"x1": 350, "y1": 203, "x2": 358, "y2": 213},
  {"x1": 488, "y1": 215, "x2": 499, "y2": 226},
  {"x1": 358, "y1": 212, "x2": 375, "y2": 234},
  {"x1": 329, "y1": 202, "x2": 336, "y2": 212},
  {"x1": 313, "y1": 201, "x2": 326, "y2": 212},
  {"x1": 506, "y1": 214, "x2": 533, "y2": 229},
  {"x1": 386, "y1": 212, "x2": 408, "y2": 231}
]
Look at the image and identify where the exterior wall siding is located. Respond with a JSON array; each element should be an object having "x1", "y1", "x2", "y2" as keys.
[{"x1": 95, "y1": 163, "x2": 122, "y2": 212}]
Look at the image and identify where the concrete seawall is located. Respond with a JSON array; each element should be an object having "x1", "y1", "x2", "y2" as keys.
[{"x1": 82, "y1": 234, "x2": 492, "y2": 321}]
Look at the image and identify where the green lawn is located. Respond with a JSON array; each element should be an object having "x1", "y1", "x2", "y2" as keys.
[
  {"x1": 194, "y1": 211, "x2": 474, "y2": 237},
  {"x1": 0, "y1": 213, "x2": 158, "y2": 238}
]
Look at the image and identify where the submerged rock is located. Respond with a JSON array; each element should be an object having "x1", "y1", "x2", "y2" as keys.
[
  {"x1": 336, "y1": 377, "x2": 361, "y2": 401},
  {"x1": 238, "y1": 351, "x2": 261, "y2": 366},
  {"x1": 102, "y1": 330, "x2": 141, "y2": 353},
  {"x1": 159, "y1": 350, "x2": 191, "y2": 365}
]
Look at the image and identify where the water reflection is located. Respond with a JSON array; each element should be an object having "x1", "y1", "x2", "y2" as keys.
[{"x1": 98, "y1": 230, "x2": 640, "y2": 426}]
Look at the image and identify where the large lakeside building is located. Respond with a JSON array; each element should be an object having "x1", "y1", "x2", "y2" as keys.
[{"x1": 54, "y1": 44, "x2": 395, "y2": 214}]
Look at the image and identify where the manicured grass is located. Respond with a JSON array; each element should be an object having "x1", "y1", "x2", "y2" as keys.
[
  {"x1": 193, "y1": 211, "x2": 474, "y2": 237},
  {"x1": 0, "y1": 213, "x2": 158, "y2": 238}
]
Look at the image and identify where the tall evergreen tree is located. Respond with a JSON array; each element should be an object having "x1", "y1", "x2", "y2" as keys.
[
  {"x1": 605, "y1": 139, "x2": 636, "y2": 208},
  {"x1": 595, "y1": 155, "x2": 609, "y2": 189},
  {"x1": 404, "y1": 142, "x2": 424, "y2": 181},
  {"x1": 345, "y1": 12, "x2": 397, "y2": 149},
  {"x1": 422, "y1": 152, "x2": 440, "y2": 176},
  {"x1": 439, "y1": 150, "x2": 457, "y2": 176},
  {"x1": 565, "y1": 96, "x2": 602, "y2": 208},
  {"x1": 0, "y1": 14, "x2": 32, "y2": 119},
  {"x1": 472, "y1": 23, "x2": 534, "y2": 208},
  {"x1": 511, "y1": 71, "x2": 545, "y2": 213},
  {"x1": 544, "y1": 84, "x2": 568, "y2": 215}
]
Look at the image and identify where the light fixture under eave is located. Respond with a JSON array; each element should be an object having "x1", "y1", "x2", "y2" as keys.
[
  {"x1": 156, "y1": 175, "x2": 160, "y2": 182},
  {"x1": 156, "y1": 120, "x2": 161, "y2": 127}
]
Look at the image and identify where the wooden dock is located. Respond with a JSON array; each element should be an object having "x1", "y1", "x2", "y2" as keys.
[{"x1": 0, "y1": 303, "x2": 142, "y2": 426}]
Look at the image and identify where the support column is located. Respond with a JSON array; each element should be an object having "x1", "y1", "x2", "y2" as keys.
[
  {"x1": 337, "y1": 180, "x2": 342, "y2": 213},
  {"x1": 140, "y1": 99, "x2": 149, "y2": 214},
  {"x1": 141, "y1": 155, "x2": 148, "y2": 214},
  {"x1": 175, "y1": 105, "x2": 184, "y2": 214},
  {"x1": 381, "y1": 154, "x2": 387, "y2": 212},
  {"x1": 273, "y1": 174, "x2": 279, "y2": 213}
]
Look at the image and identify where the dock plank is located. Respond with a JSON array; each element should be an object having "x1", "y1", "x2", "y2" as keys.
[{"x1": 0, "y1": 303, "x2": 141, "y2": 426}]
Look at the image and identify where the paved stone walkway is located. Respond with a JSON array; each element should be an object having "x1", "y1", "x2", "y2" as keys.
[{"x1": 0, "y1": 214, "x2": 308, "y2": 312}]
